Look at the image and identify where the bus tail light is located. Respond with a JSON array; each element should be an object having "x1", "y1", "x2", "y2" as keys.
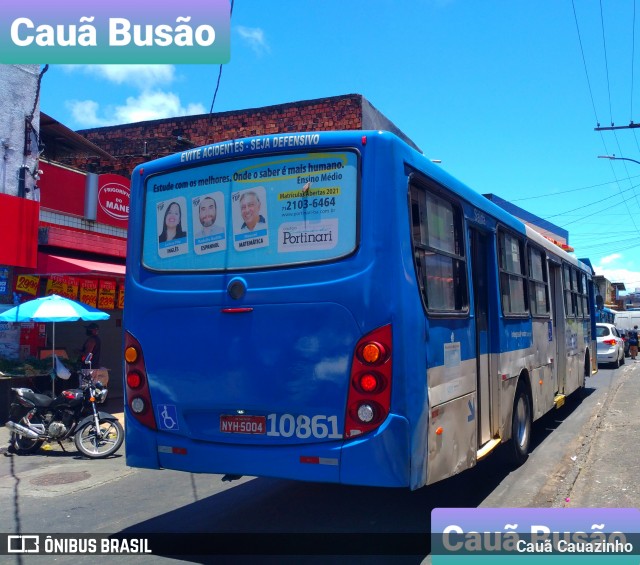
[
  {"x1": 345, "y1": 324, "x2": 392, "y2": 438},
  {"x1": 124, "y1": 331, "x2": 157, "y2": 430},
  {"x1": 360, "y1": 342, "x2": 386, "y2": 364},
  {"x1": 359, "y1": 373, "x2": 380, "y2": 393},
  {"x1": 127, "y1": 371, "x2": 143, "y2": 389}
]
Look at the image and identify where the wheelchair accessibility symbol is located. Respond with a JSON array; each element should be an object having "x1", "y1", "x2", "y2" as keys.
[{"x1": 157, "y1": 404, "x2": 179, "y2": 430}]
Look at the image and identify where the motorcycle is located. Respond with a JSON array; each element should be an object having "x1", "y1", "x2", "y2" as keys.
[{"x1": 5, "y1": 353, "x2": 124, "y2": 459}]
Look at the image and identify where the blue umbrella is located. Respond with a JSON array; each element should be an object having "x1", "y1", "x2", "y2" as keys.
[{"x1": 0, "y1": 294, "x2": 110, "y2": 395}]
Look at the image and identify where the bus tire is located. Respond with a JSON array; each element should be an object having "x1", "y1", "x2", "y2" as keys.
[
  {"x1": 509, "y1": 381, "x2": 531, "y2": 467},
  {"x1": 579, "y1": 353, "x2": 590, "y2": 397},
  {"x1": 584, "y1": 352, "x2": 590, "y2": 381}
]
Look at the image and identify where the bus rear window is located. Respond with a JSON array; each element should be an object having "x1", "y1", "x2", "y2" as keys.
[{"x1": 142, "y1": 150, "x2": 358, "y2": 271}]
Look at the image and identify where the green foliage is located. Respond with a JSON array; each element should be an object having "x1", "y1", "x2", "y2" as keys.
[{"x1": 0, "y1": 356, "x2": 74, "y2": 376}]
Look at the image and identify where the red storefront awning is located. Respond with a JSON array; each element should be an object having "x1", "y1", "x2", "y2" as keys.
[{"x1": 34, "y1": 253, "x2": 126, "y2": 277}]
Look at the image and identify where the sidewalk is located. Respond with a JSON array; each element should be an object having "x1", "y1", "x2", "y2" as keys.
[{"x1": 564, "y1": 360, "x2": 640, "y2": 506}]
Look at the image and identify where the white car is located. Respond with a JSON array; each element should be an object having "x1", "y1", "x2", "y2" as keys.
[{"x1": 596, "y1": 323, "x2": 625, "y2": 367}]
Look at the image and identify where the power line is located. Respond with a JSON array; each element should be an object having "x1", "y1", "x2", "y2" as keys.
[
  {"x1": 608, "y1": 132, "x2": 640, "y2": 231},
  {"x1": 592, "y1": 123, "x2": 640, "y2": 235},
  {"x1": 599, "y1": 0, "x2": 614, "y2": 126},
  {"x1": 583, "y1": 240, "x2": 639, "y2": 258},
  {"x1": 542, "y1": 180, "x2": 640, "y2": 220},
  {"x1": 632, "y1": 0, "x2": 637, "y2": 121},
  {"x1": 573, "y1": 236, "x2": 640, "y2": 250},
  {"x1": 559, "y1": 199, "x2": 627, "y2": 227},
  {"x1": 593, "y1": 0, "x2": 640, "y2": 236},
  {"x1": 572, "y1": 0, "x2": 601, "y2": 126},
  {"x1": 510, "y1": 174, "x2": 640, "y2": 201}
]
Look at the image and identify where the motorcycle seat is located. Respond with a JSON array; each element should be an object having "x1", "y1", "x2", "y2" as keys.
[{"x1": 20, "y1": 389, "x2": 54, "y2": 408}]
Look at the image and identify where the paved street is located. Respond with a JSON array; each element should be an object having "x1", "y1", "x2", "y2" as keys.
[{"x1": 0, "y1": 360, "x2": 639, "y2": 564}]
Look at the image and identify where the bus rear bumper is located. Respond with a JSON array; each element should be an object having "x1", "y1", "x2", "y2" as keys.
[
  {"x1": 125, "y1": 412, "x2": 411, "y2": 487},
  {"x1": 125, "y1": 409, "x2": 162, "y2": 470},
  {"x1": 339, "y1": 414, "x2": 410, "y2": 487}
]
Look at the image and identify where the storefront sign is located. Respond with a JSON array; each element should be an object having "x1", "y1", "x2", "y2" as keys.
[
  {"x1": 61, "y1": 276, "x2": 80, "y2": 300},
  {"x1": 98, "y1": 175, "x2": 131, "y2": 228},
  {"x1": 98, "y1": 280, "x2": 116, "y2": 310},
  {"x1": 79, "y1": 279, "x2": 98, "y2": 307},
  {"x1": 15, "y1": 274, "x2": 40, "y2": 296},
  {"x1": 46, "y1": 275, "x2": 65, "y2": 295},
  {"x1": 39, "y1": 164, "x2": 130, "y2": 230}
]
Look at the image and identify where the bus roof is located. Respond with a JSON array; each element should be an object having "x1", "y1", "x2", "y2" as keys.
[
  {"x1": 132, "y1": 129, "x2": 590, "y2": 270},
  {"x1": 525, "y1": 225, "x2": 592, "y2": 273}
]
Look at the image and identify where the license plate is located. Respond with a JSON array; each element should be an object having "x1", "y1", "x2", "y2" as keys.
[{"x1": 220, "y1": 415, "x2": 266, "y2": 434}]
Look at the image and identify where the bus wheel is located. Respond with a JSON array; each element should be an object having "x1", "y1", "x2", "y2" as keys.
[
  {"x1": 579, "y1": 354, "x2": 590, "y2": 397},
  {"x1": 583, "y1": 354, "x2": 589, "y2": 381},
  {"x1": 509, "y1": 382, "x2": 531, "y2": 467}
]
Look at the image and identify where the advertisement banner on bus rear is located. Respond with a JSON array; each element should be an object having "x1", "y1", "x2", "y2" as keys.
[{"x1": 142, "y1": 150, "x2": 358, "y2": 271}]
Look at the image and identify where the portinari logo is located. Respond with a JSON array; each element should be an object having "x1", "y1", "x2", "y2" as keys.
[
  {"x1": 0, "y1": 0, "x2": 230, "y2": 64},
  {"x1": 278, "y1": 220, "x2": 338, "y2": 253}
]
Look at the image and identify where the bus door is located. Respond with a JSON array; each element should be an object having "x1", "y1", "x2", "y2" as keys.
[
  {"x1": 549, "y1": 260, "x2": 565, "y2": 392},
  {"x1": 470, "y1": 228, "x2": 493, "y2": 447}
]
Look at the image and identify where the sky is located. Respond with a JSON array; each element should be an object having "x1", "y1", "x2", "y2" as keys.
[{"x1": 37, "y1": 0, "x2": 640, "y2": 292}]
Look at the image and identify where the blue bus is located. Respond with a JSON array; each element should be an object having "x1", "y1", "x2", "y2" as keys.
[
  {"x1": 123, "y1": 130, "x2": 597, "y2": 489},
  {"x1": 595, "y1": 307, "x2": 617, "y2": 324}
]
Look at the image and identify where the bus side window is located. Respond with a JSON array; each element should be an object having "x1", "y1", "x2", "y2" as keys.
[
  {"x1": 411, "y1": 199, "x2": 423, "y2": 242},
  {"x1": 414, "y1": 251, "x2": 425, "y2": 295},
  {"x1": 563, "y1": 264, "x2": 574, "y2": 318},
  {"x1": 409, "y1": 183, "x2": 467, "y2": 313},
  {"x1": 498, "y1": 230, "x2": 528, "y2": 316},
  {"x1": 528, "y1": 245, "x2": 549, "y2": 317}
]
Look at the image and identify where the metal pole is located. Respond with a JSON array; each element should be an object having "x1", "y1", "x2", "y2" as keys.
[
  {"x1": 51, "y1": 322, "x2": 55, "y2": 397},
  {"x1": 597, "y1": 155, "x2": 640, "y2": 166}
]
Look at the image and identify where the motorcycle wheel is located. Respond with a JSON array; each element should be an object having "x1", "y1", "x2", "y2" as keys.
[
  {"x1": 11, "y1": 417, "x2": 44, "y2": 454},
  {"x1": 74, "y1": 418, "x2": 124, "y2": 459}
]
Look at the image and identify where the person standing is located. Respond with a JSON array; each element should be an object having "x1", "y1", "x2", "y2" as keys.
[
  {"x1": 81, "y1": 322, "x2": 101, "y2": 367},
  {"x1": 628, "y1": 325, "x2": 639, "y2": 360}
]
